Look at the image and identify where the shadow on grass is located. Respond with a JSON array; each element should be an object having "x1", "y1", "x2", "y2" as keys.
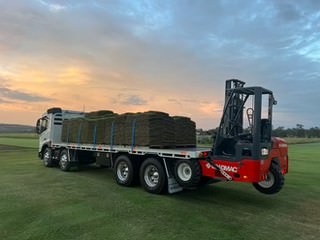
[
  {"x1": 0, "y1": 144, "x2": 37, "y2": 151},
  {"x1": 170, "y1": 183, "x2": 284, "y2": 212},
  {"x1": 71, "y1": 163, "x2": 280, "y2": 210}
]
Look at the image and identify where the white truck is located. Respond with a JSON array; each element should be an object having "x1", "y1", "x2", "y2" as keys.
[{"x1": 36, "y1": 80, "x2": 289, "y2": 195}]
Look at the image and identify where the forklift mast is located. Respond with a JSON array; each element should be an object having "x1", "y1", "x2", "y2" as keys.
[{"x1": 213, "y1": 79, "x2": 276, "y2": 161}]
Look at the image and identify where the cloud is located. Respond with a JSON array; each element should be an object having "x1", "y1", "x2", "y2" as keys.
[
  {"x1": 39, "y1": 0, "x2": 67, "y2": 12},
  {"x1": 0, "y1": 87, "x2": 52, "y2": 102},
  {"x1": 0, "y1": 0, "x2": 319, "y2": 128},
  {"x1": 0, "y1": 98, "x2": 11, "y2": 104},
  {"x1": 119, "y1": 95, "x2": 147, "y2": 106}
]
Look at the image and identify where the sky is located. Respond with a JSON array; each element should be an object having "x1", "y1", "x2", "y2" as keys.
[{"x1": 0, "y1": 0, "x2": 319, "y2": 129}]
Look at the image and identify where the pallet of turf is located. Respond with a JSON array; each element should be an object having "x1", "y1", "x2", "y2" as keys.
[
  {"x1": 124, "y1": 111, "x2": 176, "y2": 148},
  {"x1": 61, "y1": 118, "x2": 85, "y2": 143},
  {"x1": 80, "y1": 118, "x2": 104, "y2": 144},
  {"x1": 81, "y1": 111, "x2": 116, "y2": 144},
  {"x1": 173, "y1": 116, "x2": 196, "y2": 147}
]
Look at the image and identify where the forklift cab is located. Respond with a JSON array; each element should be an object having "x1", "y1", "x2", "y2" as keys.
[{"x1": 213, "y1": 79, "x2": 276, "y2": 161}]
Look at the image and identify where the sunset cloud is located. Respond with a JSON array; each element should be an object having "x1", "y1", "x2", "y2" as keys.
[
  {"x1": 0, "y1": 0, "x2": 319, "y2": 128},
  {"x1": 118, "y1": 95, "x2": 148, "y2": 106}
]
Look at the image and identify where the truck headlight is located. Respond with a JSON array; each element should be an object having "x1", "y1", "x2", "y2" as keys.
[{"x1": 261, "y1": 147, "x2": 269, "y2": 156}]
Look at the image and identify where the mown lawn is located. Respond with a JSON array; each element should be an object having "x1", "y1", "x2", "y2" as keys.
[
  {"x1": 284, "y1": 137, "x2": 320, "y2": 144},
  {"x1": 0, "y1": 133, "x2": 38, "y2": 149},
  {"x1": 0, "y1": 137, "x2": 319, "y2": 240}
]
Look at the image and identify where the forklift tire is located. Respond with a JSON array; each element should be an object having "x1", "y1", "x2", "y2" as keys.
[
  {"x1": 174, "y1": 159, "x2": 202, "y2": 188},
  {"x1": 59, "y1": 149, "x2": 71, "y2": 172},
  {"x1": 139, "y1": 158, "x2": 166, "y2": 194},
  {"x1": 114, "y1": 155, "x2": 135, "y2": 186},
  {"x1": 43, "y1": 148, "x2": 54, "y2": 168},
  {"x1": 253, "y1": 163, "x2": 284, "y2": 194}
]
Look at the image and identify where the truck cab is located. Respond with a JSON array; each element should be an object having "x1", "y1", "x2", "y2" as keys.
[{"x1": 36, "y1": 108, "x2": 84, "y2": 159}]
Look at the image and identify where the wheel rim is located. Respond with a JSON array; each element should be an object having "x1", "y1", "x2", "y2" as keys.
[
  {"x1": 60, "y1": 153, "x2": 68, "y2": 169},
  {"x1": 144, "y1": 165, "x2": 159, "y2": 188},
  {"x1": 43, "y1": 150, "x2": 50, "y2": 165},
  {"x1": 177, "y1": 162, "x2": 192, "y2": 182},
  {"x1": 258, "y1": 172, "x2": 275, "y2": 188},
  {"x1": 117, "y1": 162, "x2": 129, "y2": 182}
]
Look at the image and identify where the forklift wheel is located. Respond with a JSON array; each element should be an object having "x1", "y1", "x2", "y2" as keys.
[
  {"x1": 253, "y1": 163, "x2": 284, "y2": 194},
  {"x1": 174, "y1": 159, "x2": 202, "y2": 188}
]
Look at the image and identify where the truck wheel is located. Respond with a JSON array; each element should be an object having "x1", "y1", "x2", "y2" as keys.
[
  {"x1": 253, "y1": 163, "x2": 285, "y2": 194},
  {"x1": 114, "y1": 155, "x2": 135, "y2": 186},
  {"x1": 43, "y1": 148, "x2": 54, "y2": 167},
  {"x1": 174, "y1": 159, "x2": 201, "y2": 188},
  {"x1": 140, "y1": 158, "x2": 166, "y2": 194},
  {"x1": 59, "y1": 149, "x2": 71, "y2": 172}
]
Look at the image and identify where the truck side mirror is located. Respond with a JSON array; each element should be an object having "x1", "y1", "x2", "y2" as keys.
[{"x1": 36, "y1": 119, "x2": 41, "y2": 134}]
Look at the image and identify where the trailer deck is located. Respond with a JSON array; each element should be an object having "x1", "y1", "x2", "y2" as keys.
[{"x1": 52, "y1": 142, "x2": 211, "y2": 159}]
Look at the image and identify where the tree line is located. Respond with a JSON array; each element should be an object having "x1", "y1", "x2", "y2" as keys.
[
  {"x1": 197, "y1": 124, "x2": 320, "y2": 144},
  {"x1": 272, "y1": 124, "x2": 320, "y2": 138}
]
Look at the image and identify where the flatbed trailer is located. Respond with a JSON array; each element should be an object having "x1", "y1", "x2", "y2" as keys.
[
  {"x1": 51, "y1": 143, "x2": 208, "y2": 160},
  {"x1": 47, "y1": 142, "x2": 213, "y2": 193},
  {"x1": 36, "y1": 79, "x2": 289, "y2": 195},
  {"x1": 37, "y1": 106, "x2": 215, "y2": 194}
]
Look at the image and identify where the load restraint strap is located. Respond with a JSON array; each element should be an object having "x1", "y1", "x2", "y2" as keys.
[
  {"x1": 131, "y1": 118, "x2": 137, "y2": 151},
  {"x1": 66, "y1": 126, "x2": 70, "y2": 144},
  {"x1": 110, "y1": 121, "x2": 115, "y2": 150},
  {"x1": 93, "y1": 124, "x2": 97, "y2": 145},
  {"x1": 77, "y1": 123, "x2": 82, "y2": 145}
]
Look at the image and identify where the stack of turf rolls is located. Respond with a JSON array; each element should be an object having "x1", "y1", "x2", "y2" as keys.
[
  {"x1": 61, "y1": 118, "x2": 85, "y2": 143},
  {"x1": 123, "y1": 111, "x2": 176, "y2": 147},
  {"x1": 173, "y1": 116, "x2": 196, "y2": 147},
  {"x1": 61, "y1": 110, "x2": 116, "y2": 144},
  {"x1": 61, "y1": 110, "x2": 196, "y2": 148},
  {"x1": 113, "y1": 114, "x2": 127, "y2": 145},
  {"x1": 82, "y1": 110, "x2": 116, "y2": 144}
]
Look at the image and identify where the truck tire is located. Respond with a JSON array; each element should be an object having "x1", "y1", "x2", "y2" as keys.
[
  {"x1": 43, "y1": 148, "x2": 55, "y2": 167},
  {"x1": 140, "y1": 158, "x2": 166, "y2": 194},
  {"x1": 59, "y1": 149, "x2": 71, "y2": 172},
  {"x1": 114, "y1": 155, "x2": 135, "y2": 186},
  {"x1": 174, "y1": 159, "x2": 202, "y2": 188},
  {"x1": 253, "y1": 163, "x2": 285, "y2": 194}
]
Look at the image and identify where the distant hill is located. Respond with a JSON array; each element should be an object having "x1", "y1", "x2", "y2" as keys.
[{"x1": 0, "y1": 123, "x2": 35, "y2": 133}]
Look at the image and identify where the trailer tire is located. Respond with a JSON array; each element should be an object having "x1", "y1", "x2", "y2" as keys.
[
  {"x1": 174, "y1": 159, "x2": 202, "y2": 188},
  {"x1": 43, "y1": 148, "x2": 55, "y2": 167},
  {"x1": 140, "y1": 158, "x2": 166, "y2": 194},
  {"x1": 59, "y1": 149, "x2": 71, "y2": 172},
  {"x1": 253, "y1": 163, "x2": 284, "y2": 194},
  {"x1": 114, "y1": 155, "x2": 135, "y2": 186}
]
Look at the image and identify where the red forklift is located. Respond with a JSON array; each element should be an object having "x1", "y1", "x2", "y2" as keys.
[{"x1": 193, "y1": 79, "x2": 288, "y2": 194}]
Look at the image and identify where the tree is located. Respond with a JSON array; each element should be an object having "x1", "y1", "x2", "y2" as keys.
[{"x1": 295, "y1": 124, "x2": 306, "y2": 138}]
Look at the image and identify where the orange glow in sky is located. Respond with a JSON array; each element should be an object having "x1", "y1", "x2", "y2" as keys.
[{"x1": 1, "y1": 1, "x2": 319, "y2": 129}]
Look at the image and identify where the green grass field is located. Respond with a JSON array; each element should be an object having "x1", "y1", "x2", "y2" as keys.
[{"x1": 0, "y1": 136, "x2": 319, "y2": 240}]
